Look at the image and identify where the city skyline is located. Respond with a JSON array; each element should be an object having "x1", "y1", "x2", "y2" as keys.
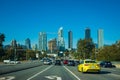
[{"x1": 1, "y1": 0, "x2": 120, "y2": 48}]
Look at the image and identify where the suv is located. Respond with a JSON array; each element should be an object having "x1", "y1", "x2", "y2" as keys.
[
  {"x1": 100, "y1": 61, "x2": 115, "y2": 68},
  {"x1": 67, "y1": 60, "x2": 75, "y2": 66},
  {"x1": 55, "y1": 60, "x2": 61, "y2": 65}
]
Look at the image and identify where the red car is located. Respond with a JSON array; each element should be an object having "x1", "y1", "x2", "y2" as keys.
[{"x1": 63, "y1": 60, "x2": 68, "y2": 65}]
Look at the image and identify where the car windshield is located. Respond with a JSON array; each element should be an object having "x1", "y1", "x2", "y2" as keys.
[{"x1": 85, "y1": 61, "x2": 96, "y2": 63}]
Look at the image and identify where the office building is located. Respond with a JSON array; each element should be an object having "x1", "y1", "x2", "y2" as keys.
[
  {"x1": 48, "y1": 38, "x2": 57, "y2": 53},
  {"x1": 25, "y1": 38, "x2": 31, "y2": 49},
  {"x1": 38, "y1": 32, "x2": 47, "y2": 51},
  {"x1": 32, "y1": 44, "x2": 37, "y2": 51},
  {"x1": 11, "y1": 39, "x2": 17, "y2": 48},
  {"x1": 58, "y1": 27, "x2": 65, "y2": 51},
  {"x1": 68, "y1": 30, "x2": 73, "y2": 50},
  {"x1": 98, "y1": 29, "x2": 104, "y2": 49},
  {"x1": 85, "y1": 28, "x2": 91, "y2": 39}
]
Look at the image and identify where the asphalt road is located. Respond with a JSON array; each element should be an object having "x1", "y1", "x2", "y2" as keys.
[{"x1": 0, "y1": 64, "x2": 120, "y2": 80}]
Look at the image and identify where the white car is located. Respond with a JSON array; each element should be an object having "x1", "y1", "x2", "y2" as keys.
[
  {"x1": 43, "y1": 60, "x2": 52, "y2": 65},
  {"x1": 10, "y1": 61, "x2": 21, "y2": 64}
]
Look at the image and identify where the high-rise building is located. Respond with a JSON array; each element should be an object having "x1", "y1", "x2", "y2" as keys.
[
  {"x1": 68, "y1": 30, "x2": 73, "y2": 50},
  {"x1": 58, "y1": 27, "x2": 65, "y2": 51},
  {"x1": 11, "y1": 39, "x2": 17, "y2": 48},
  {"x1": 85, "y1": 28, "x2": 91, "y2": 39},
  {"x1": 98, "y1": 29, "x2": 104, "y2": 49},
  {"x1": 48, "y1": 38, "x2": 57, "y2": 53},
  {"x1": 38, "y1": 32, "x2": 47, "y2": 51},
  {"x1": 32, "y1": 44, "x2": 37, "y2": 51},
  {"x1": 25, "y1": 38, "x2": 31, "y2": 49}
]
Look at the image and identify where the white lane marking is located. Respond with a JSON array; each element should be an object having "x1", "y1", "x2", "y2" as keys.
[
  {"x1": 0, "y1": 76, "x2": 15, "y2": 80},
  {"x1": 63, "y1": 66, "x2": 81, "y2": 80},
  {"x1": 45, "y1": 75, "x2": 62, "y2": 80},
  {"x1": 27, "y1": 65, "x2": 53, "y2": 80}
]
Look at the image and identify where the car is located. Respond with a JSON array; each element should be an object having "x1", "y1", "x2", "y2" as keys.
[
  {"x1": 55, "y1": 60, "x2": 61, "y2": 65},
  {"x1": 3, "y1": 60, "x2": 21, "y2": 64},
  {"x1": 3, "y1": 60, "x2": 11, "y2": 64},
  {"x1": 78, "y1": 59, "x2": 101, "y2": 73},
  {"x1": 74, "y1": 60, "x2": 80, "y2": 65},
  {"x1": 43, "y1": 59, "x2": 52, "y2": 65},
  {"x1": 10, "y1": 61, "x2": 21, "y2": 64},
  {"x1": 67, "y1": 60, "x2": 75, "y2": 66},
  {"x1": 63, "y1": 60, "x2": 68, "y2": 65},
  {"x1": 100, "y1": 61, "x2": 115, "y2": 68}
]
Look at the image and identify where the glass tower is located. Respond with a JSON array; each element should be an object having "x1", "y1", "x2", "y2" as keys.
[
  {"x1": 68, "y1": 30, "x2": 73, "y2": 49},
  {"x1": 58, "y1": 27, "x2": 65, "y2": 51},
  {"x1": 85, "y1": 28, "x2": 91, "y2": 39},
  {"x1": 38, "y1": 32, "x2": 47, "y2": 51},
  {"x1": 25, "y1": 38, "x2": 31, "y2": 49},
  {"x1": 98, "y1": 29, "x2": 104, "y2": 49}
]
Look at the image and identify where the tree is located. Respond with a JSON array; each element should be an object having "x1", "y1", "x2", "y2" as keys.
[
  {"x1": 0, "y1": 33, "x2": 5, "y2": 46},
  {"x1": 64, "y1": 49, "x2": 69, "y2": 57},
  {"x1": 97, "y1": 43, "x2": 120, "y2": 61},
  {"x1": 0, "y1": 33, "x2": 5, "y2": 60},
  {"x1": 77, "y1": 39, "x2": 95, "y2": 59},
  {"x1": 26, "y1": 50, "x2": 36, "y2": 60}
]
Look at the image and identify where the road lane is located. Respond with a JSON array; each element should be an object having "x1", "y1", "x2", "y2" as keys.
[
  {"x1": 0, "y1": 65, "x2": 49, "y2": 80},
  {"x1": 0, "y1": 64, "x2": 120, "y2": 80},
  {"x1": 27, "y1": 65, "x2": 53, "y2": 80},
  {"x1": 65, "y1": 65, "x2": 120, "y2": 80},
  {"x1": 63, "y1": 66, "x2": 80, "y2": 80},
  {"x1": 32, "y1": 65, "x2": 79, "y2": 80}
]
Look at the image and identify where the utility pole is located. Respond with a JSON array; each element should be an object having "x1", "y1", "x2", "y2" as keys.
[{"x1": 14, "y1": 48, "x2": 17, "y2": 63}]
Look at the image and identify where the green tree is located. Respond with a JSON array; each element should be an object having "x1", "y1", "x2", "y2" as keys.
[
  {"x1": 26, "y1": 50, "x2": 36, "y2": 60},
  {"x1": 0, "y1": 33, "x2": 5, "y2": 46},
  {"x1": 97, "y1": 42, "x2": 120, "y2": 61},
  {"x1": 77, "y1": 39, "x2": 95, "y2": 59},
  {"x1": 0, "y1": 33, "x2": 5, "y2": 60},
  {"x1": 64, "y1": 49, "x2": 69, "y2": 57}
]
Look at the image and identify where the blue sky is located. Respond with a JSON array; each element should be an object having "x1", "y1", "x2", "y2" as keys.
[{"x1": 0, "y1": 0, "x2": 120, "y2": 48}]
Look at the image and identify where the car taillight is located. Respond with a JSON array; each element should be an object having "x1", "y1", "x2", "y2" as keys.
[{"x1": 84, "y1": 64, "x2": 89, "y2": 66}]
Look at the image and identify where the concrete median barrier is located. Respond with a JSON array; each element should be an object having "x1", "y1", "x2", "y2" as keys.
[{"x1": 0, "y1": 61, "x2": 43, "y2": 75}]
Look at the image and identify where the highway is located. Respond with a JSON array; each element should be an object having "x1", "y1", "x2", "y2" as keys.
[{"x1": 0, "y1": 64, "x2": 120, "y2": 80}]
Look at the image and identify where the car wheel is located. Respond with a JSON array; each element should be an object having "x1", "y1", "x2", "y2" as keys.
[
  {"x1": 81, "y1": 67, "x2": 84, "y2": 73},
  {"x1": 78, "y1": 67, "x2": 80, "y2": 72},
  {"x1": 98, "y1": 71, "x2": 101, "y2": 74}
]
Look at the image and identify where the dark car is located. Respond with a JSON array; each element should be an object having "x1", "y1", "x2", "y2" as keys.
[
  {"x1": 55, "y1": 60, "x2": 61, "y2": 65},
  {"x1": 74, "y1": 60, "x2": 80, "y2": 65},
  {"x1": 100, "y1": 61, "x2": 115, "y2": 68},
  {"x1": 67, "y1": 60, "x2": 75, "y2": 66}
]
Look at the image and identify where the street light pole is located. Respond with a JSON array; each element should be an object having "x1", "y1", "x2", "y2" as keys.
[{"x1": 14, "y1": 48, "x2": 16, "y2": 63}]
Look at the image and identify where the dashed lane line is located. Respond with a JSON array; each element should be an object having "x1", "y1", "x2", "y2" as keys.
[
  {"x1": 27, "y1": 65, "x2": 53, "y2": 80},
  {"x1": 63, "y1": 66, "x2": 81, "y2": 80}
]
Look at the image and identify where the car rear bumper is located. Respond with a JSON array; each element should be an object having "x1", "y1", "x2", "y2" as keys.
[{"x1": 86, "y1": 69, "x2": 101, "y2": 72}]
